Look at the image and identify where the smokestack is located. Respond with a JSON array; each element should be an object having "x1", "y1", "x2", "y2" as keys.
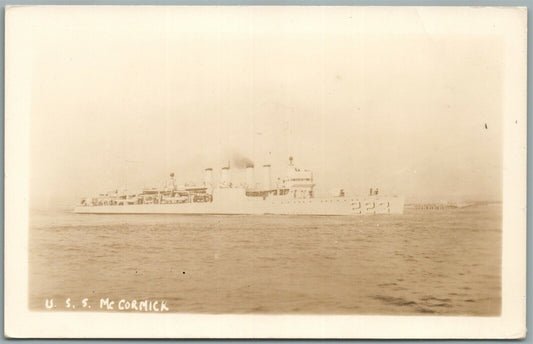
[
  {"x1": 221, "y1": 167, "x2": 230, "y2": 187},
  {"x1": 263, "y1": 164, "x2": 271, "y2": 190},
  {"x1": 204, "y1": 168, "x2": 213, "y2": 187},
  {"x1": 246, "y1": 165, "x2": 254, "y2": 189}
]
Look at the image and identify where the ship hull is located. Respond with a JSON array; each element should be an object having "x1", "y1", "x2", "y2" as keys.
[{"x1": 74, "y1": 195, "x2": 404, "y2": 215}]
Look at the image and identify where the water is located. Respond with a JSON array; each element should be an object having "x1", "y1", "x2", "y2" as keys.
[{"x1": 29, "y1": 205, "x2": 501, "y2": 315}]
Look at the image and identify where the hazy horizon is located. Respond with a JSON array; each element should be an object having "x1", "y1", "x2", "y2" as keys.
[{"x1": 27, "y1": 7, "x2": 503, "y2": 207}]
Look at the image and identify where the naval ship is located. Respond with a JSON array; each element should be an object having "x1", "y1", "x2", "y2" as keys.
[{"x1": 74, "y1": 157, "x2": 404, "y2": 215}]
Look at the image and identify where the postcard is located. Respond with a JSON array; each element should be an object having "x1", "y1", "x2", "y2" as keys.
[{"x1": 4, "y1": 5, "x2": 527, "y2": 338}]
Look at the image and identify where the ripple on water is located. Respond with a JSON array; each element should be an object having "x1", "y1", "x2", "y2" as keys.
[{"x1": 29, "y1": 206, "x2": 502, "y2": 315}]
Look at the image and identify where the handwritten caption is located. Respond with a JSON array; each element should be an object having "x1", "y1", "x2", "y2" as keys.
[{"x1": 45, "y1": 298, "x2": 169, "y2": 312}]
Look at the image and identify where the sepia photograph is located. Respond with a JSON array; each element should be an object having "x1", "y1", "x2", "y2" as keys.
[{"x1": 4, "y1": 5, "x2": 527, "y2": 338}]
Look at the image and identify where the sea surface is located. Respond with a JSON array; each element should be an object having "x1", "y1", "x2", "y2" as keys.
[{"x1": 29, "y1": 204, "x2": 501, "y2": 315}]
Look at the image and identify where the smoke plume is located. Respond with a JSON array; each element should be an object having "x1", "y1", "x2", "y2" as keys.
[{"x1": 231, "y1": 151, "x2": 254, "y2": 169}]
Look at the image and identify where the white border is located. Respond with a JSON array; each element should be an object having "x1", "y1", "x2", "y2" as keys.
[{"x1": 4, "y1": 6, "x2": 527, "y2": 338}]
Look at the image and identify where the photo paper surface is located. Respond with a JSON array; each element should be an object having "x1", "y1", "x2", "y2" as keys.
[{"x1": 4, "y1": 5, "x2": 527, "y2": 338}]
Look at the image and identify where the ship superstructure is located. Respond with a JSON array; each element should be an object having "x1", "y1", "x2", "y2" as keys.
[{"x1": 74, "y1": 157, "x2": 404, "y2": 215}]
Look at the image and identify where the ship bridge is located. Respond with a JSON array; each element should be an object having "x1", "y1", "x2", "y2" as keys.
[{"x1": 281, "y1": 157, "x2": 315, "y2": 199}]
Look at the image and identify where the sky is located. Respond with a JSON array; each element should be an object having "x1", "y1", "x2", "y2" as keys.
[{"x1": 26, "y1": 7, "x2": 503, "y2": 206}]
